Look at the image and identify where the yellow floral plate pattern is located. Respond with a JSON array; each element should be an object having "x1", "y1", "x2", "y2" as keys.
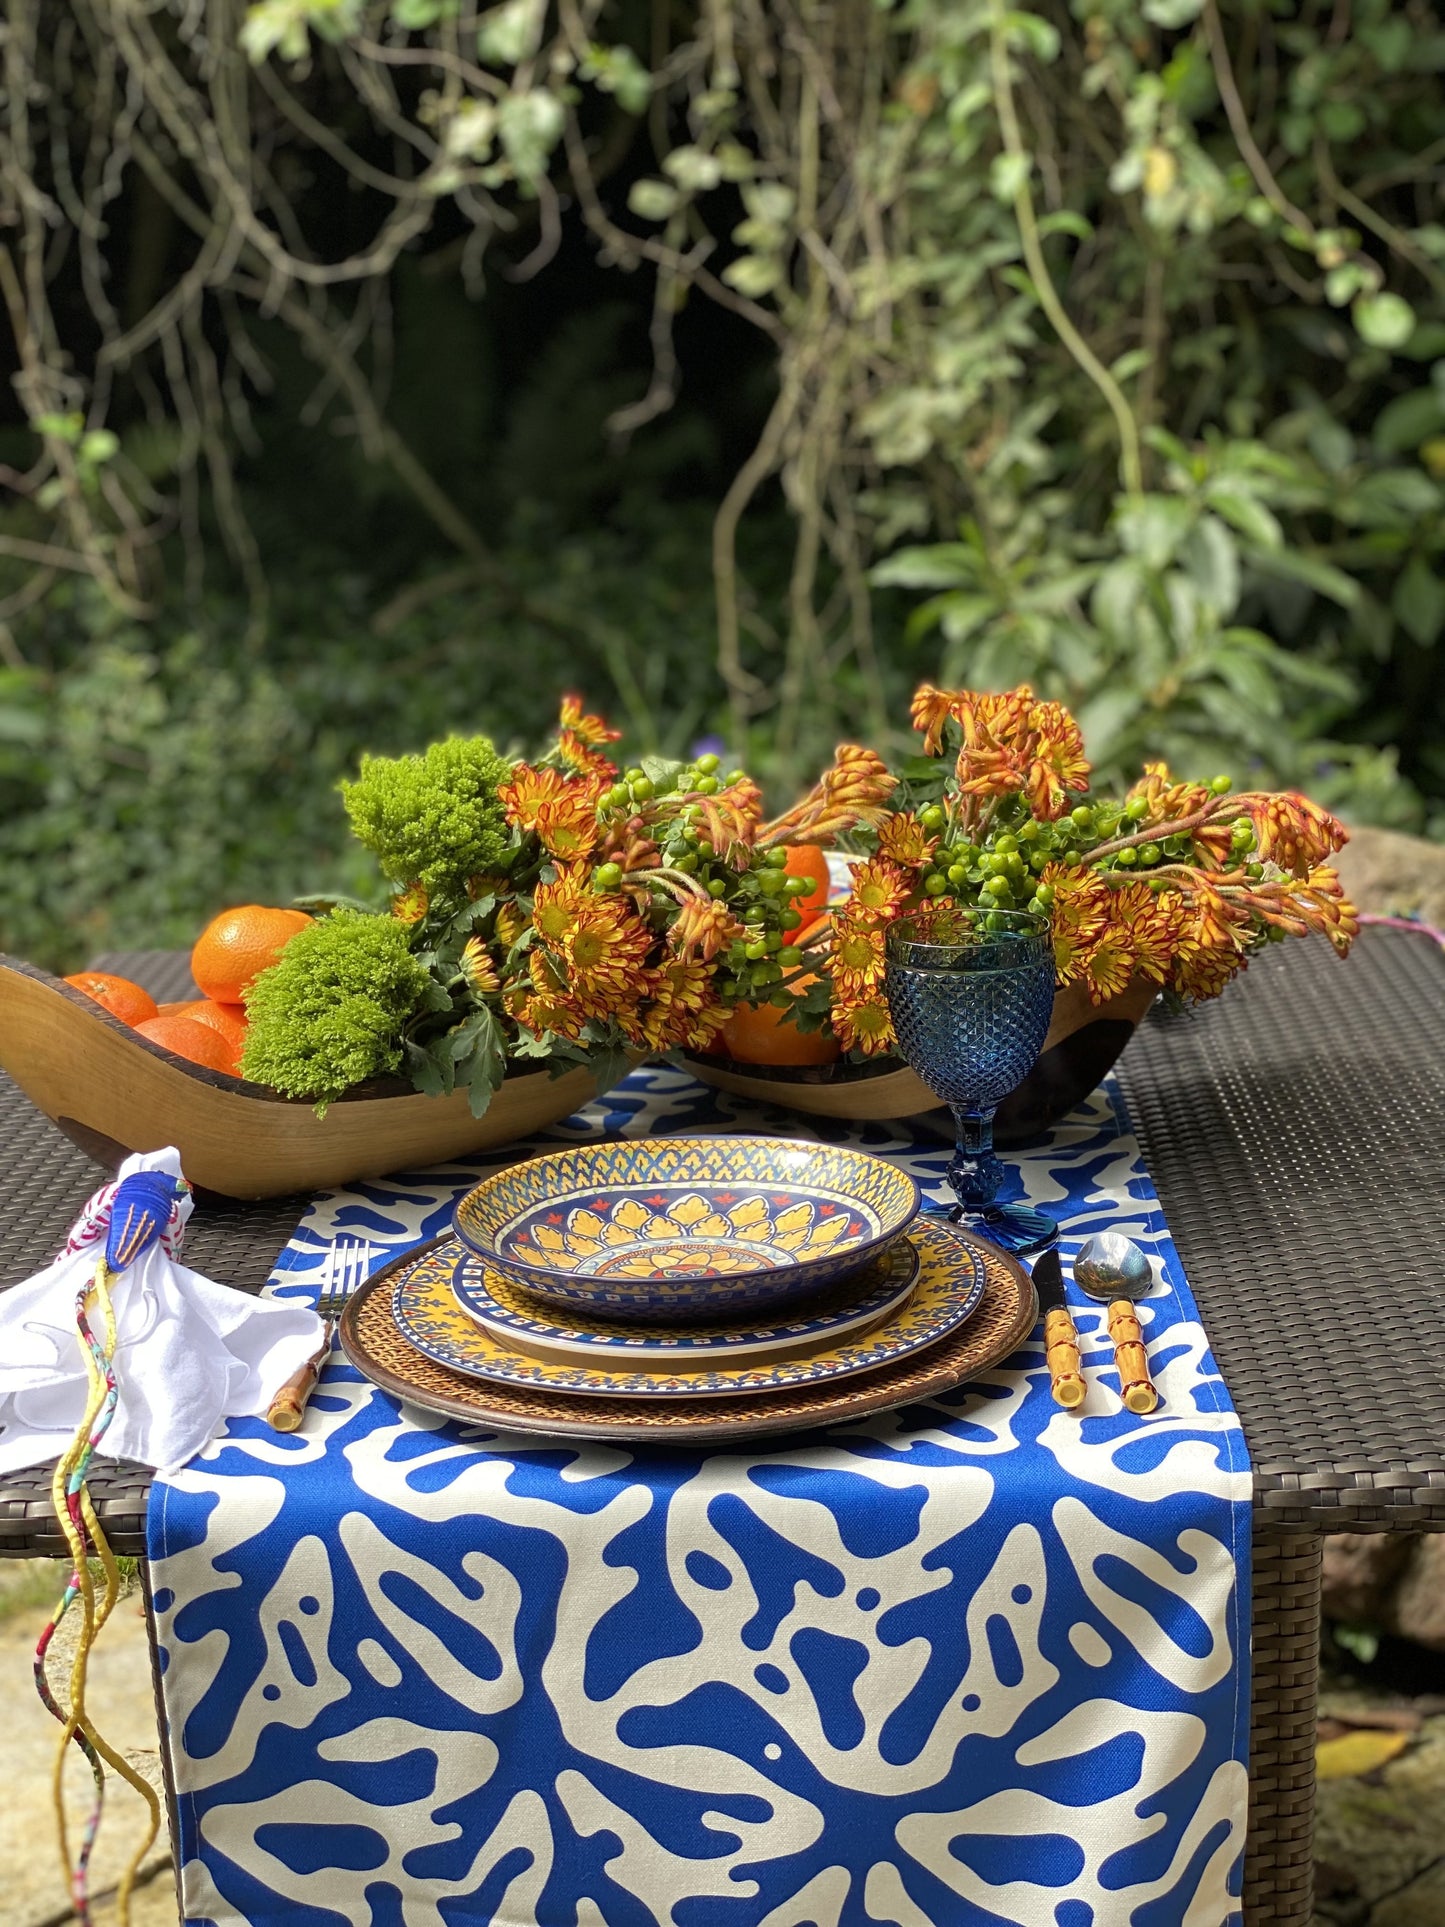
[
  {"x1": 450, "y1": 1238, "x2": 922, "y2": 1365},
  {"x1": 391, "y1": 1214, "x2": 985, "y2": 1399},
  {"x1": 452, "y1": 1135, "x2": 921, "y2": 1319}
]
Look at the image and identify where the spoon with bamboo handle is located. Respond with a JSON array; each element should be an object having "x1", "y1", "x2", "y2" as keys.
[{"x1": 1074, "y1": 1233, "x2": 1158, "y2": 1415}]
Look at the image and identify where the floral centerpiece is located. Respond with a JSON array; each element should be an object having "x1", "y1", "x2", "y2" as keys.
[
  {"x1": 755, "y1": 682, "x2": 1357, "y2": 1065},
  {"x1": 240, "y1": 697, "x2": 894, "y2": 1112}
]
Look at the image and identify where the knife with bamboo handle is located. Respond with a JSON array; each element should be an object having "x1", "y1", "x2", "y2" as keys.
[{"x1": 1031, "y1": 1246, "x2": 1086, "y2": 1409}]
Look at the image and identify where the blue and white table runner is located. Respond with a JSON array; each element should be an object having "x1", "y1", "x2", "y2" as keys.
[{"x1": 147, "y1": 1068, "x2": 1252, "y2": 1926}]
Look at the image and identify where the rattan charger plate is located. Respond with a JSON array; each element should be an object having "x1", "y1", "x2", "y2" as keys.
[{"x1": 340, "y1": 1229, "x2": 1037, "y2": 1441}]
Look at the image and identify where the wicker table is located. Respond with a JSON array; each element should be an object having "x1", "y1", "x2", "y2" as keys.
[{"x1": 2, "y1": 928, "x2": 1441, "y2": 1926}]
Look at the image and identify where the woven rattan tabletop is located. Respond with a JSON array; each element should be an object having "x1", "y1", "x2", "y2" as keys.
[{"x1": 0, "y1": 929, "x2": 1441, "y2": 1555}]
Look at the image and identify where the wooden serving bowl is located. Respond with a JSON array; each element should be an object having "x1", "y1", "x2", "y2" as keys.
[
  {"x1": 683, "y1": 977, "x2": 1160, "y2": 1144},
  {"x1": 0, "y1": 956, "x2": 609, "y2": 1200}
]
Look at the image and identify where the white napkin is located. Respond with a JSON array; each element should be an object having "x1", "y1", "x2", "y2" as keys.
[{"x1": 0, "y1": 1148, "x2": 325, "y2": 1476}]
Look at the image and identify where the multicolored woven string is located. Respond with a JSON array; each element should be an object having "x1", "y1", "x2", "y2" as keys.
[{"x1": 33, "y1": 1179, "x2": 175, "y2": 1927}]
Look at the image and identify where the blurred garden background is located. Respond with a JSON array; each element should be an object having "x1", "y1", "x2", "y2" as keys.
[{"x1": 3, "y1": 0, "x2": 1444, "y2": 972}]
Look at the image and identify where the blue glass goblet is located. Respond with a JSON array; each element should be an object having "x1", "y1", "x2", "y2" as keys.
[{"x1": 884, "y1": 907, "x2": 1057, "y2": 1254}]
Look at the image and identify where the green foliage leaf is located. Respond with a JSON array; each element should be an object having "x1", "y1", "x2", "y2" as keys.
[
  {"x1": 1394, "y1": 555, "x2": 1445, "y2": 646},
  {"x1": 1353, "y1": 293, "x2": 1417, "y2": 351}
]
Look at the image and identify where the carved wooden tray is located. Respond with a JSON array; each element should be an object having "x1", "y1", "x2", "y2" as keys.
[{"x1": 339, "y1": 1229, "x2": 1037, "y2": 1441}]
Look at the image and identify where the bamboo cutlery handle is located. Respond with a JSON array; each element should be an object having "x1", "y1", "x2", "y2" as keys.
[
  {"x1": 1106, "y1": 1300, "x2": 1159, "y2": 1415},
  {"x1": 1044, "y1": 1306, "x2": 1087, "y2": 1409}
]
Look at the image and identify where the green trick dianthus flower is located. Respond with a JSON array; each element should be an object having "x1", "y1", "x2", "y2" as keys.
[
  {"x1": 241, "y1": 910, "x2": 430, "y2": 1110},
  {"x1": 341, "y1": 735, "x2": 513, "y2": 900}
]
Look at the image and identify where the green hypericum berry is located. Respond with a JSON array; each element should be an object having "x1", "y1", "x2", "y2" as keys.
[
  {"x1": 744, "y1": 941, "x2": 766, "y2": 961},
  {"x1": 758, "y1": 870, "x2": 785, "y2": 896},
  {"x1": 697, "y1": 840, "x2": 715, "y2": 859},
  {"x1": 1231, "y1": 821, "x2": 1256, "y2": 850},
  {"x1": 783, "y1": 876, "x2": 810, "y2": 896},
  {"x1": 1027, "y1": 897, "x2": 1045, "y2": 916},
  {"x1": 708, "y1": 878, "x2": 728, "y2": 898},
  {"x1": 766, "y1": 847, "x2": 790, "y2": 869},
  {"x1": 1246, "y1": 861, "x2": 1264, "y2": 879},
  {"x1": 984, "y1": 910, "x2": 1010, "y2": 932},
  {"x1": 920, "y1": 805, "x2": 946, "y2": 831},
  {"x1": 695, "y1": 752, "x2": 721, "y2": 774},
  {"x1": 694, "y1": 775, "x2": 720, "y2": 795},
  {"x1": 745, "y1": 904, "x2": 767, "y2": 923},
  {"x1": 1036, "y1": 883, "x2": 1055, "y2": 906},
  {"x1": 1124, "y1": 797, "x2": 1149, "y2": 821},
  {"x1": 675, "y1": 852, "x2": 698, "y2": 874},
  {"x1": 1138, "y1": 843, "x2": 1161, "y2": 865},
  {"x1": 994, "y1": 833, "x2": 1018, "y2": 856},
  {"x1": 984, "y1": 875, "x2": 1011, "y2": 898},
  {"x1": 1115, "y1": 847, "x2": 1139, "y2": 868},
  {"x1": 726, "y1": 769, "x2": 747, "y2": 786},
  {"x1": 923, "y1": 872, "x2": 949, "y2": 896},
  {"x1": 721, "y1": 981, "x2": 738, "y2": 1000},
  {"x1": 756, "y1": 960, "x2": 784, "y2": 984},
  {"x1": 1017, "y1": 819, "x2": 1040, "y2": 842},
  {"x1": 1005, "y1": 853, "x2": 1026, "y2": 877},
  {"x1": 777, "y1": 945, "x2": 802, "y2": 968},
  {"x1": 779, "y1": 907, "x2": 802, "y2": 929},
  {"x1": 594, "y1": 862, "x2": 623, "y2": 889},
  {"x1": 630, "y1": 776, "x2": 654, "y2": 801},
  {"x1": 1210, "y1": 774, "x2": 1233, "y2": 794},
  {"x1": 948, "y1": 864, "x2": 967, "y2": 887},
  {"x1": 1029, "y1": 849, "x2": 1049, "y2": 873},
  {"x1": 764, "y1": 932, "x2": 782, "y2": 953},
  {"x1": 1071, "y1": 805, "x2": 1094, "y2": 829}
]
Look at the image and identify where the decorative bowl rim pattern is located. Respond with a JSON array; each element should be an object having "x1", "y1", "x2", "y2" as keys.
[{"x1": 452, "y1": 1132, "x2": 921, "y2": 1314}]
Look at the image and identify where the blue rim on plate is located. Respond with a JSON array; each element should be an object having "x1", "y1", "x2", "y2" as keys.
[
  {"x1": 392, "y1": 1214, "x2": 985, "y2": 1399},
  {"x1": 450, "y1": 1237, "x2": 921, "y2": 1364},
  {"x1": 451, "y1": 1134, "x2": 921, "y2": 1320}
]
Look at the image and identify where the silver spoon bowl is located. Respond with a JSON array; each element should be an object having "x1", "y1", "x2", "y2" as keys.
[{"x1": 1074, "y1": 1231, "x2": 1152, "y2": 1302}]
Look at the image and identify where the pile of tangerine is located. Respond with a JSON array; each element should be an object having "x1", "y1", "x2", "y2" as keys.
[{"x1": 64, "y1": 905, "x2": 311, "y2": 1076}]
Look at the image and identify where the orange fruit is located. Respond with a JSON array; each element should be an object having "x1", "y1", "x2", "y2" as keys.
[
  {"x1": 63, "y1": 972, "x2": 159, "y2": 1028},
  {"x1": 781, "y1": 844, "x2": 832, "y2": 930},
  {"x1": 154, "y1": 998, "x2": 248, "y2": 1073},
  {"x1": 720, "y1": 977, "x2": 841, "y2": 1067},
  {"x1": 191, "y1": 905, "x2": 311, "y2": 1005},
  {"x1": 134, "y1": 1013, "x2": 238, "y2": 1075}
]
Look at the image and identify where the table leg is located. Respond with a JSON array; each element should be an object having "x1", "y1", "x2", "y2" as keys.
[{"x1": 1245, "y1": 1524, "x2": 1323, "y2": 1925}]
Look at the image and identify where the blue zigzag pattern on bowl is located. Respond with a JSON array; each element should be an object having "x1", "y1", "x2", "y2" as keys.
[{"x1": 453, "y1": 1133, "x2": 920, "y2": 1317}]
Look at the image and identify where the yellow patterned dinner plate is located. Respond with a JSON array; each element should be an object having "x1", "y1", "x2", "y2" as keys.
[
  {"x1": 449, "y1": 1237, "x2": 922, "y2": 1366},
  {"x1": 389, "y1": 1214, "x2": 985, "y2": 1399}
]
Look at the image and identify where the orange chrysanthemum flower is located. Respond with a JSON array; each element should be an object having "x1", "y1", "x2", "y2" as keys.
[
  {"x1": 831, "y1": 997, "x2": 896, "y2": 1056},
  {"x1": 1104, "y1": 882, "x2": 1187, "y2": 985},
  {"x1": 495, "y1": 900, "x2": 527, "y2": 948},
  {"x1": 1169, "y1": 944, "x2": 1244, "y2": 1002},
  {"x1": 829, "y1": 912, "x2": 886, "y2": 996},
  {"x1": 558, "y1": 733, "x2": 619, "y2": 782},
  {"x1": 877, "y1": 812, "x2": 939, "y2": 869},
  {"x1": 532, "y1": 867, "x2": 592, "y2": 946},
  {"x1": 506, "y1": 950, "x2": 588, "y2": 1041},
  {"x1": 670, "y1": 895, "x2": 743, "y2": 962},
  {"x1": 950, "y1": 687, "x2": 1091, "y2": 821},
  {"x1": 558, "y1": 693, "x2": 622, "y2": 747},
  {"x1": 848, "y1": 857, "x2": 912, "y2": 925},
  {"x1": 499, "y1": 763, "x2": 608, "y2": 860},
  {"x1": 391, "y1": 883, "x2": 429, "y2": 925},
  {"x1": 1081, "y1": 936, "x2": 1136, "y2": 1005},
  {"x1": 1039, "y1": 863, "x2": 1109, "y2": 984},
  {"x1": 458, "y1": 936, "x2": 501, "y2": 997},
  {"x1": 564, "y1": 900, "x2": 655, "y2": 1020},
  {"x1": 635, "y1": 957, "x2": 731, "y2": 1051}
]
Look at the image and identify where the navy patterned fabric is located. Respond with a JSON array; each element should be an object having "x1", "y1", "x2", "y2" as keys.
[{"x1": 147, "y1": 1068, "x2": 1251, "y2": 1926}]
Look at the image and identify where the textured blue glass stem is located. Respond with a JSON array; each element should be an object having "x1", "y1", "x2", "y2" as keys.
[{"x1": 947, "y1": 1108, "x2": 1002, "y2": 1213}]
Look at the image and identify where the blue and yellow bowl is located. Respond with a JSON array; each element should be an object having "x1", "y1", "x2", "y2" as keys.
[{"x1": 453, "y1": 1135, "x2": 921, "y2": 1320}]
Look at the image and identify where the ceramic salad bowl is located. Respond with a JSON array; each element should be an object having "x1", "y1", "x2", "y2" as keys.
[{"x1": 452, "y1": 1134, "x2": 921, "y2": 1320}]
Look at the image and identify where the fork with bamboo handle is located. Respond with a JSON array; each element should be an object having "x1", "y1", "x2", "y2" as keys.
[{"x1": 267, "y1": 1238, "x2": 373, "y2": 1432}]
